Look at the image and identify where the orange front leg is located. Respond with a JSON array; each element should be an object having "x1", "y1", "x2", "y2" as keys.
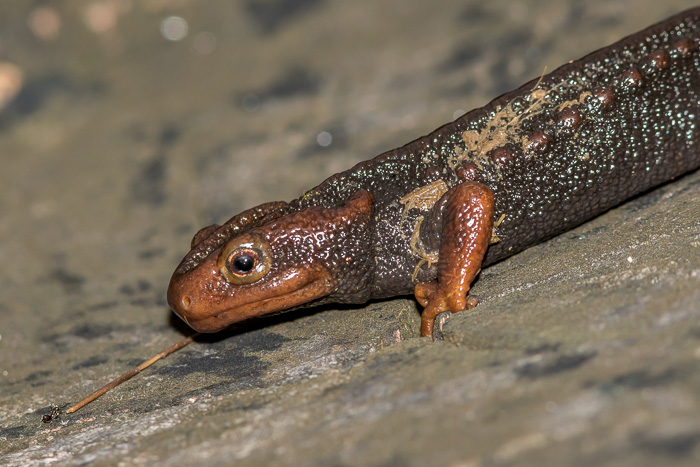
[{"x1": 414, "y1": 181, "x2": 495, "y2": 338}]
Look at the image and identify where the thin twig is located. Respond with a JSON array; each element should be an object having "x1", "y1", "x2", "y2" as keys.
[{"x1": 65, "y1": 333, "x2": 199, "y2": 415}]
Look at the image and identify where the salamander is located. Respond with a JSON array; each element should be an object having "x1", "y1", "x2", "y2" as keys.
[{"x1": 168, "y1": 8, "x2": 700, "y2": 339}]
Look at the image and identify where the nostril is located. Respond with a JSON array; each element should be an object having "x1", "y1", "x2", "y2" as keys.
[{"x1": 181, "y1": 296, "x2": 192, "y2": 309}]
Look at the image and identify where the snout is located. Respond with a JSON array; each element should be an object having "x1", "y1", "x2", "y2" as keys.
[
  {"x1": 166, "y1": 266, "x2": 229, "y2": 333},
  {"x1": 167, "y1": 272, "x2": 195, "y2": 329}
]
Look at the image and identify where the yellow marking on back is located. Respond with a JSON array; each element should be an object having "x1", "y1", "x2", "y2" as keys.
[
  {"x1": 399, "y1": 180, "x2": 448, "y2": 213},
  {"x1": 490, "y1": 213, "x2": 506, "y2": 244},
  {"x1": 408, "y1": 216, "x2": 439, "y2": 282}
]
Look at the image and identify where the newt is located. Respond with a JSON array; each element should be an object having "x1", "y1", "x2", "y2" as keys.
[{"x1": 168, "y1": 8, "x2": 700, "y2": 339}]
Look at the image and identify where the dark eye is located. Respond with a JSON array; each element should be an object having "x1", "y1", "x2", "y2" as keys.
[
  {"x1": 232, "y1": 254, "x2": 255, "y2": 273},
  {"x1": 217, "y1": 235, "x2": 272, "y2": 285},
  {"x1": 228, "y1": 249, "x2": 260, "y2": 276}
]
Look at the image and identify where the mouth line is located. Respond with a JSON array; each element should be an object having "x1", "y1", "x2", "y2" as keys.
[
  {"x1": 227, "y1": 278, "x2": 326, "y2": 314},
  {"x1": 188, "y1": 274, "x2": 332, "y2": 330}
]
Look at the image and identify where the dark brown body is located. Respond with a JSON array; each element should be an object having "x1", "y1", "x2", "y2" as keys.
[
  {"x1": 293, "y1": 8, "x2": 700, "y2": 295},
  {"x1": 169, "y1": 8, "x2": 700, "y2": 336}
]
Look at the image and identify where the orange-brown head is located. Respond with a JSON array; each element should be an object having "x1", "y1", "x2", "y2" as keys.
[{"x1": 167, "y1": 190, "x2": 375, "y2": 332}]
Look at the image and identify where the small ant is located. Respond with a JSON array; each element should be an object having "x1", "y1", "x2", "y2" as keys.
[{"x1": 41, "y1": 405, "x2": 65, "y2": 423}]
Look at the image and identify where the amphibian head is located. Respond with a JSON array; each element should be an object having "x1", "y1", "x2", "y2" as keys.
[{"x1": 167, "y1": 190, "x2": 374, "y2": 332}]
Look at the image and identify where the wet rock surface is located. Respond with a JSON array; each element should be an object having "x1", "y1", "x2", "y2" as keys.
[{"x1": 1, "y1": 1, "x2": 699, "y2": 465}]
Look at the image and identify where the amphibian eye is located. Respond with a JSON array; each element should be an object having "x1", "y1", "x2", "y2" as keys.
[
  {"x1": 228, "y1": 249, "x2": 259, "y2": 276},
  {"x1": 232, "y1": 254, "x2": 255, "y2": 273},
  {"x1": 217, "y1": 234, "x2": 271, "y2": 285}
]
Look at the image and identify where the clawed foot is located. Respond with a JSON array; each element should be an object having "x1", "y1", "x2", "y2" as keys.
[
  {"x1": 431, "y1": 311, "x2": 452, "y2": 341},
  {"x1": 428, "y1": 295, "x2": 479, "y2": 340},
  {"x1": 417, "y1": 287, "x2": 480, "y2": 339}
]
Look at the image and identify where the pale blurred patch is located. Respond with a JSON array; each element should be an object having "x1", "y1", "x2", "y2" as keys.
[
  {"x1": 83, "y1": 0, "x2": 133, "y2": 35},
  {"x1": 28, "y1": 6, "x2": 62, "y2": 41},
  {"x1": 0, "y1": 62, "x2": 24, "y2": 111}
]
